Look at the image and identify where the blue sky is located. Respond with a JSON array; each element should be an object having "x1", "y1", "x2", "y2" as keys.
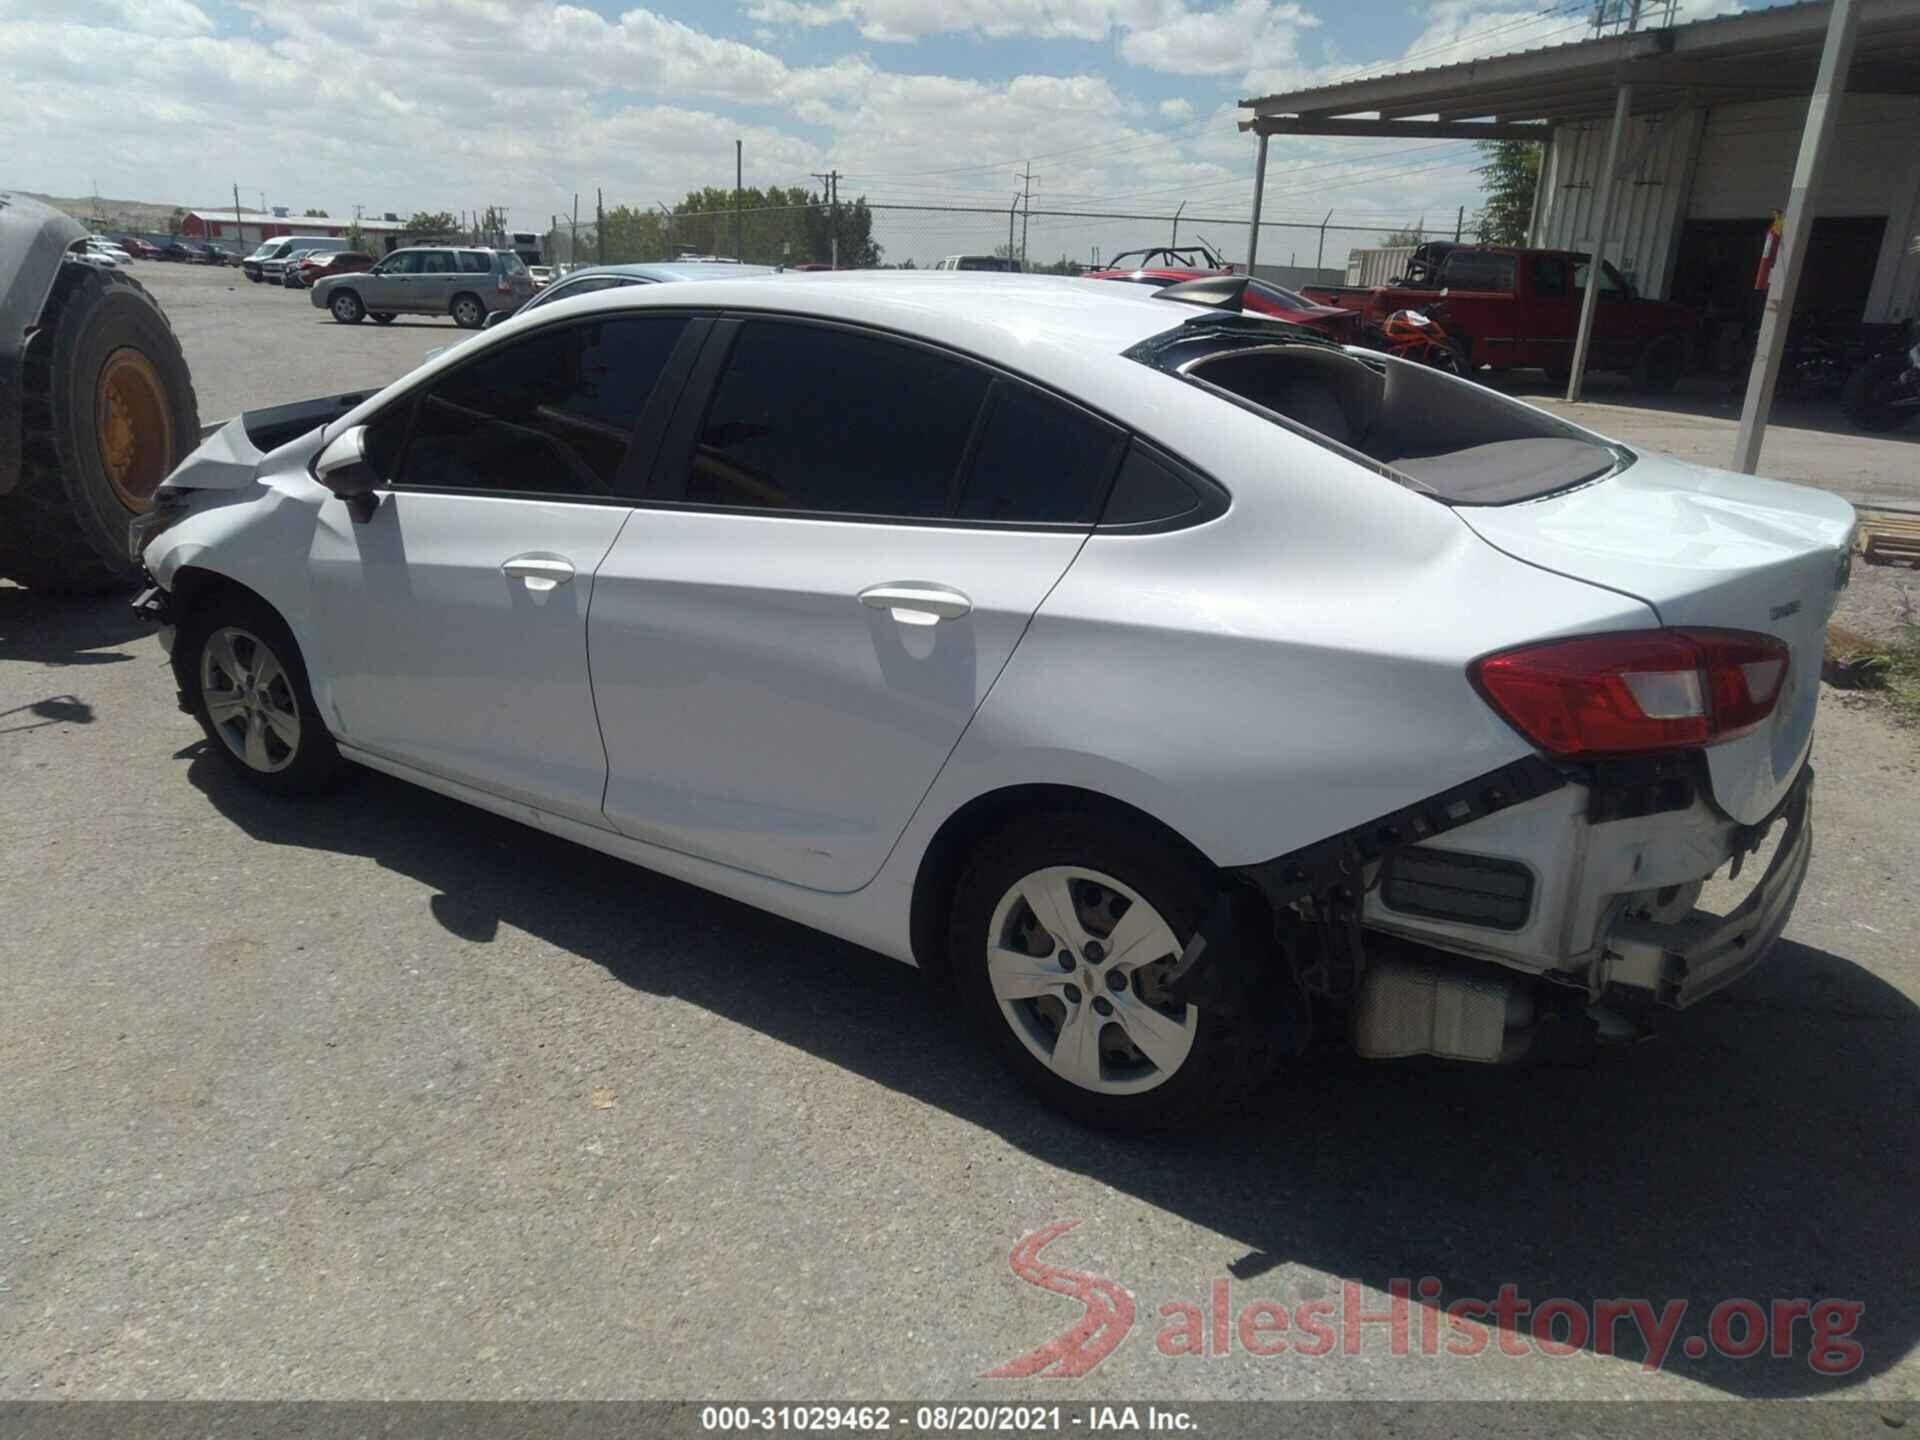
[{"x1": 3, "y1": 0, "x2": 1746, "y2": 265}]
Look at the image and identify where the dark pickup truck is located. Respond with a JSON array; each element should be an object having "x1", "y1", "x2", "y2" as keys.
[{"x1": 1302, "y1": 244, "x2": 1695, "y2": 392}]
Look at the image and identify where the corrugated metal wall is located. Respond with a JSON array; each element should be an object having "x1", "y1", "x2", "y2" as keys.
[{"x1": 1533, "y1": 94, "x2": 1920, "y2": 320}]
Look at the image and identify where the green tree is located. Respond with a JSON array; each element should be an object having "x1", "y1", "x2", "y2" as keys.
[
  {"x1": 1037, "y1": 255, "x2": 1084, "y2": 275},
  {"x1": 1472, "y1": 140, "x2": 1541, "y2": 245},
  {"x1": 402, "y1": 210, "x2": 456, "y2": 237},
  {"x1": 344, "y1": 219, "x2": 366, "y2": 253},
  {"x1": 166, "y1": 207, "x2": 185, "y2": 236},
  {"x1": 303, "y1": 208, "x2": 329, "y2": 218},
  {"x1": 1377, "y1": 222, "x2": 1424, "y2": 247}
]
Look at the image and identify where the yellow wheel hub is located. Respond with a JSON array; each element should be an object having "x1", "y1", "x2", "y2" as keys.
[{"x1": 96, "y1": 348, "x2": 173, "y2": 513}]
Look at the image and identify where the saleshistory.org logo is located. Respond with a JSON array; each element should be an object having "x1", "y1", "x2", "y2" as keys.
[{"x1": 983, "y1": 1222, "x2": 1865, "y2": 1379}]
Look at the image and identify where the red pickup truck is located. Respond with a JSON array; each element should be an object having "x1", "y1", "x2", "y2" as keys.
[{"x1": 1302, "y1": 244, "x2": 1695, "y2": 392}]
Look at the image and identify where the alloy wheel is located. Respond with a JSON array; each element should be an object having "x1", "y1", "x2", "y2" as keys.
[
  {"x1": 986, "y1": 865, "x2": 1196, "y2": 1096},
  {"x1": 200, "y1": 627, "x2": 302, "y2": 773}
]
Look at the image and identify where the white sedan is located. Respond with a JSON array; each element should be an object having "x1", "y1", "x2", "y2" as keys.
[{"x1": 131, "y1": 272, "x2": 1851, "y2": 1132}]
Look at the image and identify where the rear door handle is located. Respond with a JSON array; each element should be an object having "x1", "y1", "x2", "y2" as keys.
[
  {"x1": 502, "y1": 555, "x2": 575, "y2": 592},
  {"x1": 858, "y1": 583, "x2": 972, "y2": 626}
]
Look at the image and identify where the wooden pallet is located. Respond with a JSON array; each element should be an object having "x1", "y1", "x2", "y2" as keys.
[{"x1": 1859, "y1": 513, "x2": 1920, "y2": 566}]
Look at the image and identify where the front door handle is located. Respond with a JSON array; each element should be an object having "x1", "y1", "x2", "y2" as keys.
[
  {"x1": 858, "y1": 583, "x2": 972, "y2": 627},
  {"x1": 502, "y1": 555, "x2": 575, "y2": 592}
]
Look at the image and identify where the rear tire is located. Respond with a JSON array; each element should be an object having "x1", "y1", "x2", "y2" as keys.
[
  {"x1": 329, "y1": 291, "x2": 365, "y2": 324},
  {"x1": 178, "y1": 591, "x2": 348, "y2": 797},
  {"x1": 950, "y1": 810, "x2": 1272, "y2": 1133},
  {"x1": 450, "y1": 294, "x2": 486, "y2": 330},
  {"x1": 0, "y1": 264, "x2": 199, "y2": 593},
  {"x1": 1632, "y1": 333, "x2": 1686, "y2": 394}
]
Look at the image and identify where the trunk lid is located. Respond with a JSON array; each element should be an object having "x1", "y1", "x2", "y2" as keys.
[{"x1": 1458, "y1": 454, "x2": 1854, "y2": 824}]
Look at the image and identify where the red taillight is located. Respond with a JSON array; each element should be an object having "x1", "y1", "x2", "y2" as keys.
[
  {"x1": 1469, "y1": 628, "x2": 1789, "y2": 757},
  {"x1": 496, "y1": 275, "x2": 513, "y2": 294}
]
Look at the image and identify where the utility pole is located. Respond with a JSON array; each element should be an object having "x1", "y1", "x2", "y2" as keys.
[
  {"x1": 735, "y1": 139, "x2": 744, "y2": 262},
  {"x1": 1009, "y1": 194, "x2": 1019, "y2": 267},
  {"x1": 1017, "y1": 161, "x2": 1033, "y2": 269},
  {"x1": 1172, "y1": 200, "x2": 1186, "y2": 248},
  {"x1": 1455, "y1": 205, "x2": 1465, "y2": 242},
  {"x1": 1316, "y1": 209, "x2": 1332, "y2": 269},
  {"x1": 232, "y1": 183, "x2": 244, "y2": 250},
  {"x1": 655, "y1": 202, "x2": 673, "y2": 262},
  {"x1": 596, "y1": 188, "x2": 605, "y2": 264},
  {"x1": 571, "y1": 194, "x2": 579, "y2": 265},
  {"x1": 811, "y1": 170, "x2": 841, "y2": 268}
]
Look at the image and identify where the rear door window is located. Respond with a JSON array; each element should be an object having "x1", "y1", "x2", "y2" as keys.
[
  {"x1": 1439, "y1": 251, "x2": 1517, "y2": 292},
  {"x1": 456, "y1": 251, "x2": 492, "y2": 274},
  {"x1": 955, "y1": 382, "x2": 1123, "y2": 524},
  {"x1": 680, "y1": 321, "x2": 987, "y2": 519}
]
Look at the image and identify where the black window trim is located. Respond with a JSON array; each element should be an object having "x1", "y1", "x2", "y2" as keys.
[{"x1": 336, "y1": 303, "x2": 1233, "y2": 531}]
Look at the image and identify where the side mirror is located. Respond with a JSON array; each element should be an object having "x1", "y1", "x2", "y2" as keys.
[{"x1": 314, "y1": 425, "x2": 381, "y2": 523}]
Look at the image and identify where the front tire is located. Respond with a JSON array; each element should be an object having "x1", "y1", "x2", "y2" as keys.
[
  {"x1": 329, "y1": 291, "x2": 366, "y2": 324},
  {"x1": 950, "y1": 811, "x2": 1269, "y2": 1133},
  {"x1": 179, "y1": 592, "x2": 347, "y2": 797}
]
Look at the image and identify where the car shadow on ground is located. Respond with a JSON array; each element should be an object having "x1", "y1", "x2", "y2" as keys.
[
  {"x1": 0, "y1": 590, "x2": 146, "y2": 668},
  {"x1": 185, "y1": 752, "x2": 1919, "y2": 1398}
]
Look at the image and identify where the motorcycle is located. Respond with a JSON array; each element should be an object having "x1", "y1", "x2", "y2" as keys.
[
  {"x1": 1369, "y1": 306, "x2": 1469, "y2": 374},
  {"x1": 1842, "y1": 318, "x2": 1920, "y2": 432}
]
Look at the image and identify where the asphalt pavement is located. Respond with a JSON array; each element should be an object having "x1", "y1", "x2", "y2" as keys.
[{"x1": 1, "y1": 261, "x2": 1916, "y2": 1409}]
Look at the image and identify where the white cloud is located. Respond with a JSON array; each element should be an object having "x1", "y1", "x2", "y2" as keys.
[
  {"x1": 1158, "y1": 96, "x2": 1195, "y2": 120},
  {"x1": 0, "y1": 0, "x2": 212, "y2": 38},
  {"x1": 1120, "y1": 0, "x2": 1316, "y2": 76}
]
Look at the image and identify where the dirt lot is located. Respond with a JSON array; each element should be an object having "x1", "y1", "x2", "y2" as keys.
[{"x1": 1, "y1": 261, "x2": 1917, "y2": 1411}]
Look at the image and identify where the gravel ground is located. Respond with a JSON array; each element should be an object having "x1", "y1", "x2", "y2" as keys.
[{"x1": 1, "y1": 262, "x2": 1916, "y2": 1411}]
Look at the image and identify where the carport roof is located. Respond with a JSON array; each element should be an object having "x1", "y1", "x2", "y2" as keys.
[{"x1": 1239, "y1": 0, "x2": 1920, "y2": 138}]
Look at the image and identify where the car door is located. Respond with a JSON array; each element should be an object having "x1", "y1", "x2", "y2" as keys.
[
  {"x1": 416, "y1": 249, "x2": 456, "y2": 313},
  {"x1": 361, "y1": 249, "x2": 417, "y2": 308},
  {"x1": 1522, "y1": 253, "x2": 1575, "y2": 371},
  {"x1": 305, "y1": 311, "x2": 705, "y2": 823},
  {"x1": 587, "y1": 317, "x2": 1125, "y2": 892}
]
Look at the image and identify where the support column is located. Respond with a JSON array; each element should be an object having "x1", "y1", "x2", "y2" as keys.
[
  {"x1": 1732, "y1": 0, "x2": 1859, "y2": 474},
  {"x1": 1245, "y1": 132, "x2": 1271, "y2": 273},
  {"x1": 1567, "y1": 83, "x2": 1632, "y2": 403}
]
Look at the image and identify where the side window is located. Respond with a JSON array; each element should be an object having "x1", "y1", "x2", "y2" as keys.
[
  {"x1": 456, "y1": 251, "x2": 491, "y2": 274},
  {"x1": 1533, "y1": 256, "x2": 1569, "y2": 298},
  {"x1": 381, "y1": 251, "x2": 423, "y2": 275},
  {"x1": 1440, "y1": 251, "x2": 1517, "y2": 292},
  {"x1": 1100, "y1": 445, "x2": 1205, "y2": 527},
  {"x1": 685, "y1": 322, "x2": 988, "y2": 518},
  {"x1": 1572, "y1": 259, "x2": 1624, "y2": 296},
  {"x1": 955, "y1": 382, "x2": 1123, "y2": 524},
  {"x1": 420, "y1": 251, "x2": 453, "y2": 274},
  {"x1": 382, "y1": 316, "x2": 689, "y2": 499}
]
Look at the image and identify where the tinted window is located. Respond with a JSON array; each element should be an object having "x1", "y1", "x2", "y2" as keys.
[
  {"x1": 1101, "y1": 446, "x2": 1202, "y2": 526},
  {"x1": 421, "y1": 251, "x2": 453, "y2": 274},
  {"x1": 1572, "y1": 259, "x2": 1625, "y2": 295},
  {"x1": 379, "y1": 251, "x2": 423, "y2": 275},
  {"x1": 1248, "y1": 278, "x2": 1311, "y2": 309},
  {"x1": 381, "y1": 316, "x2": 688, "y2": 499},
  {"x1": 457, "y1": 251, "x2": 491, "y2": 273},
  {"x1": 686, "y1": 322, "x2": 987, "y2": 518},
  {"x1": 1532, "y1": 255, "x2": 1570, "y2": 298},
  {"x1": 956, "y1": 382, "x2": 1121, "y2": 524},
  {"x1": 1440, "y1": 251, "x2": 1517, "y2": 292}
]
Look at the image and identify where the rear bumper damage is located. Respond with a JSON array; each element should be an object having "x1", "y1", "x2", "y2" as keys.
[{"x1": 1186, "y1": 758, "x2": 1812, "y2": 1065}]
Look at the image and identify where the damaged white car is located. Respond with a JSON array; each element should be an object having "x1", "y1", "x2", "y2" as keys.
[{"x1": 130, "y1": 272, "x2": 1852, "y2": 1132}]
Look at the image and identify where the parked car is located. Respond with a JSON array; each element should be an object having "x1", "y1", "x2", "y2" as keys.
[
  {"x1": 275, "y1": 249, "x2": 319, "y2": 287},
  {"x1": 310, "y1": 246, "x2": 535, "y2": 328},
  {"x1": 1089, "y1": 264, "x2": 1359, "y2": 340},
  {"x1": 158, "y1": 240, "x2": 200, "y2": 262},
  {"x1": 117, "y1": 237, "x2": 163, "y2": 260},
  {"x1": 251, "y1": 235, "x2": 349, "y2": 284},
  {"x1": 75, "y1": 238, "x2": 132, "y2": 266},
  {"x1": 203, "y1": 244, "x2": 237, "y2": 266},
  {"x1": 132, "y1": 273, "x2": 1849, "y2": 1133},
  {"x1": 933, "y1": 254, "x2": 1022, "y2": 272},
  {"x1": 491, "y1": 261, "x2": 779, "y2": 325},
  {"x1": 1301, "y1": 243, "x2": 1697, "y2": 391},
  {"x1": 528, "y1": 264, "x2": 555, "y2": 289},
  {"x1": 294, "y1": 250, "x2": 375, "y2": 288}
]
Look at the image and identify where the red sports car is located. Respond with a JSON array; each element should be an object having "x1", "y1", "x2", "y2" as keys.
[{"x1": 1087, "y1": 264, "x2": 1358, "y2": 340}]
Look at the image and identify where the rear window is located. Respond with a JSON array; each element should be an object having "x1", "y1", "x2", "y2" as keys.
[
  {"x1": 457, "y1": 251, "x2": 491, "y2": 273},
  {"x1": 1147, "y1": 335, "x2": 1622, "y2": 505},
  {"x1": 1438, "y1": 251, "x2": 1518, "y2": 292}
]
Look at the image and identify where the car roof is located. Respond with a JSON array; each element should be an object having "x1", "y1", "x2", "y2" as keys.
[
  {"x1": 531, "y1": 271, "x2": 1192, "y2": 393},
  {"x1": 558, "y1": 262, "x2": 781, "y2": 283}
]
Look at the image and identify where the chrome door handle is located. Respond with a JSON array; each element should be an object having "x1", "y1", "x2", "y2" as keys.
[
  {"x1": 858, "y1": 583, "x2": 972, "y2": 626},
  {"x1": 502, "y1": 556, "x2": 575, "y2": 592}
]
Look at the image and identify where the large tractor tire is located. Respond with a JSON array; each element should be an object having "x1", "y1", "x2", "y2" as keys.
[{"x1": 0, "y1": 263, "x2": 199, "y2": 592}]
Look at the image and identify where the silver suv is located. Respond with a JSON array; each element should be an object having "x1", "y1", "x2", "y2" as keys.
[{"x1": 309, "y1": 246, "x2": 535, "y2": 328}]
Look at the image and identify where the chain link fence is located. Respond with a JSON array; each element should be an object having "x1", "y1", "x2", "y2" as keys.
[{"x1": 543, "y1": 200, "x2": 1434, "y2": 278}]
